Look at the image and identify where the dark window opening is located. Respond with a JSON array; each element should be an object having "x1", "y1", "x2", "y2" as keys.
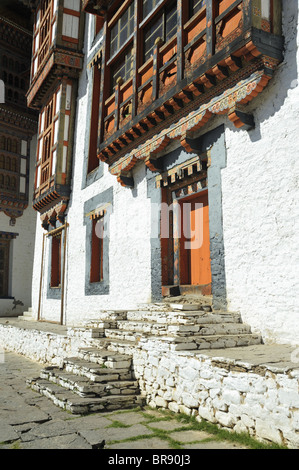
[
  {"x1": 51, "y1": 233, "x2": 62, "y2": 288},
  {"x1": 90, "y1": 216, "x2": 104, "y2": 283},
  {"x1": 88, "y1": 66, "x2": 101, "y2": 173},
  {"x1": 0, "y1": 240, "x2": 10, "y2": 298}
]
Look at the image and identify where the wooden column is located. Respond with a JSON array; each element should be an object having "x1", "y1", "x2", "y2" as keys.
[
  {"x1": 114, "y1": 77, "x2": 123, "y2": 132},
  {"x1": 152, "y1": 37, "x2": 163, "y2": 101},
  {"x1": 98, "y1": 18, "x2": 108, "y2": 149},
  {"x1": 177, "y1": 0, "x2": 184, "y2": 83},
  {"x1": 206, "y1": 0, "x2": 214, "y2": 58},
  {"x1": 131, "y1": 0, "x2": 140, "y2": 118}
]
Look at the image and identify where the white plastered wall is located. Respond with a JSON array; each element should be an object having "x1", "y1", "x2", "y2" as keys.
[
  {"x1": 31, "y1": 16, "x2": 154, "y2": 325},
  {"x1": 221, "y1": 2, "x2": 299, "y2": 345}
]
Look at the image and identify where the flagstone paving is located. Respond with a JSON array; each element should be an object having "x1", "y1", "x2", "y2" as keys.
[{"x1": 0, "y1": 351, "x2": 256, "y2": 450}]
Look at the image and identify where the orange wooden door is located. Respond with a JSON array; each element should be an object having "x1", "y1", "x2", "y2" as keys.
[{"x1": 179, "y1": 192, "x2": 211, "y2": 286}]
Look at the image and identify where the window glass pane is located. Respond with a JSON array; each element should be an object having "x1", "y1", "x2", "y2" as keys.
[
  {"x1": 144, "y1": 15, "x2": 163, "y2": 62},
  {"x1": 190, "y1": 0, "x2": 205, "y2": 17},
  {"x1": 166, "y1": 4, "x2": 177, "y2": 41},
  {"x1": 143, "y1": 0, "x2": 160, "y2": 19},
  {"x1": 143, "y1": 2, "x2": 177, "y2": 62},
  {"x1": 110, "y1": 2, "x2": 134, "y2": 57},
  {"x1": 111, "y1": 46, "x2": 133, "y2": 90}
]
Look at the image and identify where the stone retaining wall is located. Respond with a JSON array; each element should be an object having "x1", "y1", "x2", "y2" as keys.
[
  {"x1": 133, "y1": 340, "x2": 299, "y2": 449},
  {"x1": 0, "y1": 323, "x2": 81, "y2": 367},
  {"x1": 0, "y1": 322, "x2": 298, "y2": 448}
]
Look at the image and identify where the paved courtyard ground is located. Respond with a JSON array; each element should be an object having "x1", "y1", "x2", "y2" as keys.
[
  {"x1": 0, "y1": 350, "x2": 261, "y2": 451},
  {"x1": 1, "y1": 347, "x2": 293, "y2": 458}
]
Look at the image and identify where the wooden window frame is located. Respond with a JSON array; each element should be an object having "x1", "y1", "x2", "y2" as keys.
[
  {"x1": 35, "y1": 89, "x2": 59, "y2": 193},
  {"x1": 97, "y1": 0, "x2": 253, "y2": 146},
  {"x1": 110, "y1": 46, "x2": 134, "y2": 92},
  {"x1": 32, "y1": 0, "x2": 57, "y2": 78},
  {"x1": 0, "y1": 133, "x2": 21, "y2": 197},
  {"x1": 142, "y1": 0, "x2": 177, "y2": 62},
  {"x1": 109, "y1": 2, "x2": 135, "y2": 58}
]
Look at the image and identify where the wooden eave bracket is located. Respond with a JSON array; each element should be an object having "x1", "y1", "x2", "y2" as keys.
[
  {"x1": 228, "y1": 107, "x2": 255, "y2": 130},
  {"x1": 117, "y1": 171, "x2": 134, "y2": 188},
  {"x1": 40, "y1": 201, "x2": 68, "y2": 230},
  {"x1": 180, "y1": 134, "x2": 203, "y2": 154},
  {"x1": 145, "y1": 154, "x2": 163, "y2": 173}
]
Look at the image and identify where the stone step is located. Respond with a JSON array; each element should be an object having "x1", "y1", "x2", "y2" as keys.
[
  {"x1": 142, "y1": 333, "x2": 263, "y2": 351},
  {"x1": 39, "y1": 367, "x2": 139, "y2": 398},
  {"x1": 168, "y1": 303, "x2": 212, "y2": 311},
  {"x1": 18, "y1": 310, "x2": 35, "y2": 321},
  {"x1": 27, "y1": 378, "x2": 145, "y2": 414},
  {"x1": 91, "y1": 338, "x2": 140, "y2": 356},
  {"x1": 82, "y1": 311, "x2": 128, "y2": 325},
  {"x1": 137, "y1": 298, "x2": 213, "y2": 311},
  {"x1": 126, "y1": 310, "x2": 242, "y2": 325},
  {"x1": 115, "y1": 319, "x2": 250, "y2": 336},
  {"x1": 104, "y1": 322, "x2": 253, "y2": 342},
  {"x1": 77, "y1": 347, "x2": 132, "y2": 369},
  {"x1": 104, "y1": 329, "x2": 143, "y2": 343},
  {"x1": 67, "y1": 326, "x2": 107, "y2": 340},
  {"x1": 63, "y1": 357, "x2": 133, "y2": 382}
]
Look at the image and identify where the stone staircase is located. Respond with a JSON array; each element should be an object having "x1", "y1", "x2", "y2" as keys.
[
  {"x1": 27, "y1": 348, "x2": 145, "y2": 415},
  {"x1": 77, "y1": 302, "x2": 262, "y2": 354},
  {"x1": 27, "y1": 300, "x2": 262, "y2": 414},
  {"x1": 18, "y1": 307, "x2": 35, "y2": 321}
]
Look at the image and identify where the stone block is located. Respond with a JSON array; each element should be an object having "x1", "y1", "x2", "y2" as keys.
[
  {"x1": 255, "y1": 418, "x2": 283, "y2": 445},
  {"x1": 215, "y1": 411, "x2": 236, "y2": 428},
  {"x1": 155, "y1": 396, "x2": 168, "y2": 408}
]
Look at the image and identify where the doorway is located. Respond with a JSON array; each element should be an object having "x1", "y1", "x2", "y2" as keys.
[
  {"x1": 161, "y1": 186, "x2": 212, "y2": 295},
  {"x1": 178, "y1": 190, "x2": 211, "y2": 289}
]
